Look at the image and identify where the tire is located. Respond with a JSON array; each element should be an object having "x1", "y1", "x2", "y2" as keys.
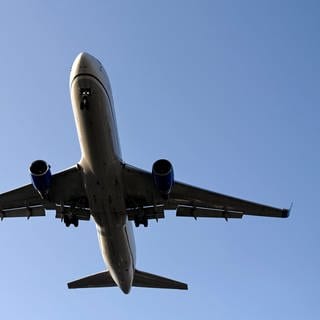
[
  {"x1": 73, "y1": 218, "x2": 79, "y2": 228},
  {"x1": 64, "y1": 216, "x2": 71, "y2": 227}
]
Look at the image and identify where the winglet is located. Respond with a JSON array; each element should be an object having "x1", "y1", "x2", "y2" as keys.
[{"x1": 282, "y1": 202, "x2": 293, "y2": 218}]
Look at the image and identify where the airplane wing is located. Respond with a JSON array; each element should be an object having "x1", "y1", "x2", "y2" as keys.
[
  {"x1": 123, "y1": 164, "x2": 290, "y2": 222},
  {"x1": 0, "y1": 165, "x2": 90, "y2": 221}
]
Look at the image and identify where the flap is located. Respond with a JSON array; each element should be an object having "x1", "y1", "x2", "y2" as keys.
[
  {"x1": 0, "y1": 206, "x2": 45, "y2": 219},
  {"x1": 55, "y1": 205, "x2": 91, "y2": 221},
  {"x1": 127, "y1": 205, "x2": 164, "y2": 221},
  {"x1": 176, "y1": 205, "x2": 243, "y2": 219}
]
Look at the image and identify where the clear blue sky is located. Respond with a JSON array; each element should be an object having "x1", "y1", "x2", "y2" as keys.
[{"x1": 0, "y1": 1, "x2": 319, "y2": 319}]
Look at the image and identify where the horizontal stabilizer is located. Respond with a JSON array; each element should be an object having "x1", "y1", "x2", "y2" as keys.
[
  {"x1": 68, "y1": 271, "x2": 116, "y2": 289},
  {"x1": 133, "y1": 269, "x2": 188, "y2": 290},
  {"x1": 68, "y1": 269, "x2": 188, "y2": 290}
]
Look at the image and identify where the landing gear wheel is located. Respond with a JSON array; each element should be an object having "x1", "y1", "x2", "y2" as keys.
[
  {"x1": 134, "y1": 217, "x2": 148, "y2": 228},
  {"x1": 63, "y1": 215, "x2": 79, "y2": 227},
  {"x1": 64, "y1": 215, "x2": 71, "y2": 227},
  {"x1": 73, "y1": 217, "x2": 79, "y2": 227}
]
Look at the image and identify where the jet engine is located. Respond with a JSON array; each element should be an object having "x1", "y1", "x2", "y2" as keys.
[
  {"x1": 30, "y1": 160, "x2": 52, "y2": 198},
  {"x1": 152, "y1": 159, "x2": 174, "y2": 197}
]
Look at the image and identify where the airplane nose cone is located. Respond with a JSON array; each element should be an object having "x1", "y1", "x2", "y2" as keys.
[
  {"x1": 76, "y1": 52, "x2": 95, "y2": 69},
  {"x1": 69, "y1": 52, "x2": 113, "y2": 98},
  {"x1": 69, "y1": 52, "x2": 99, "y2": 87}
]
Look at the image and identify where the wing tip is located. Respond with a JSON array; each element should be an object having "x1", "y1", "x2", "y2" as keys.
[
  {"x1": 181, "y1": 283, "x2": 188, "y2": 290},
  {"x1": 282, "y1": 202, "x2": 293, "y2": 218},
  {"x1": 282, "y1": 209, "x2": 289, "y2": 218}
]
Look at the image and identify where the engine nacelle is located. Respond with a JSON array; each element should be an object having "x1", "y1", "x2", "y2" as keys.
[
  {"x1": 30, "y1": 160, "x2": 52, "y2": 198},
  {"x1": 152, "y1": 159, "x2": 174, "y2": 197}
]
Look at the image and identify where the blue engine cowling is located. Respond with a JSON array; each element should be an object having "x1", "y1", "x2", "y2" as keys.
[
  {"x1": 152, "y1": 159, "x2": 174, "y2": 197},
  {"x1": 30, "y1": 160, "x2": 52, "y2": 198}
]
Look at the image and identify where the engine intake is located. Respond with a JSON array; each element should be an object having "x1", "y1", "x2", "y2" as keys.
[
  {"x1": 152, "y1": 159, "x2": 174, "y2": 197},
  {"x1": 30, "y1": 160, "x2": 52, "y2": 198}
]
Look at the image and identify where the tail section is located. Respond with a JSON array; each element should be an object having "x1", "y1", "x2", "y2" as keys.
[{"x1": 68, "y1": 269, "x2": 188, "y2": 291}]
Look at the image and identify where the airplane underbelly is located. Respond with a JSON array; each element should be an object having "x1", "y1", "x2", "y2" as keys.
[
  {"x1": 96, "y1": 221, "x2": 133, "y2": 269},
  {"x1": 94, "y1": 202, "x2": 135, "y2": 288}
]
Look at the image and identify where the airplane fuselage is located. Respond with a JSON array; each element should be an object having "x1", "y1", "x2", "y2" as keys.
[{"x1": 70, "y1": 53, "x2": 136, "y2": 294}]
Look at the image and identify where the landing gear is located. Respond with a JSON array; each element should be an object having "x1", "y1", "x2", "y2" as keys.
[
  {"x1": 134, "y1": 216, "x2": 148, "y2": 228},
  {"x1": 80, "y1": 97, "x2": 89, "y2": 110},
  {"x1": 63, "y1": 214, "x2": 79, "y2": 228},
  {"x1": 80, "y1": 88, "x2": 91, "y2": 110},
  {"x1": 64, "y1": 216, "x2": 70, "y2": 227}
]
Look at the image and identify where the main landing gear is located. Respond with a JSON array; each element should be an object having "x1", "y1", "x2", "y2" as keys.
[
  {"x1": 63, "y1": 214, "x2": 79, "y2": 228},
  {"x1": 134, "y1": 216, "x2": 148, "y2": 228}
]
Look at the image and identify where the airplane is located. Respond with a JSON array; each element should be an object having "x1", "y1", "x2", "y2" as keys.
[{"x1": 0, "y1": 52, "x2": 290, "y2": 294}]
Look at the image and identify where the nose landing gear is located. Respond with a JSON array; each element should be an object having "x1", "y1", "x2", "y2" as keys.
[
  {"x1": 80, "y1": 88, "x2": 91, "y2": 110},
  {"x1": 80, "y1": 97, "x2": 89, "y2": 110}
]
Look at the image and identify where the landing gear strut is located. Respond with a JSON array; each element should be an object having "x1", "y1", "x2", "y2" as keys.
[{"x1": 80, "y1": 97, "x2": 89, "y2": 110}]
